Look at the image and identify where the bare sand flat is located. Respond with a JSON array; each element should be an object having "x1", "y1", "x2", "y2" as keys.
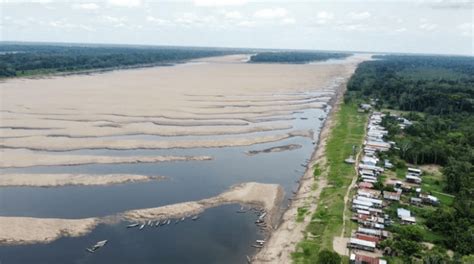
[
  {"x1": 0, "y1": 216, "x2": 99, "y2": 246},
  {"x1": 123, "y1": 182, "x2": 283, "y2": 224},
  {"x1": 0, "y1": 54, "x2": 358, "y2": 151},
  {"x1": 0, "y1": 182, "x2": 283, "y2": 245},
  {"x1": 0, "y1": 130, "x2": 312, "y2": 151},
  {"x1": 0, "y1": 173, "x2": 165, "y2": 187},
  {"x1": 246, "y1": 144, "x2": 302, "y2": 156},
  {"x1": 0, "y1": 149, "x2": 212, "y2": 168}
]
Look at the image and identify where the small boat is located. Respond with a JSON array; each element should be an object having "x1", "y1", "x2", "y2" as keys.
[
  {"x1": 126, "y1": 223, "x2": 139, "y2": 228},
  {"x1": 86, "y1": 240, "x2": 108, "y2": 253},
  {"x1": 191, "y1": 215, "x2": 199, "y2": 221},
  {"x1": 155, "y1": 221, "x2": 160, "y2": 227},
  {"x1": 147, "y1": 220, "x2": 152, "y2": 226},
  {"x1": 175, "y1": 219, "x2": 180, "y2": 224},
  {"x1": 139, "y1": 223, "x2": 145, "y2": 230},
  {"x1": 256, "y1": 240, "x2": 266, "y2": 245},
  {"x1": 246, "y1": 255, "x2": 252, "y2": 263},
  {"x1": 160, "y1": 220, "x2": 167, "y2": 226},
  {"x1": 180, "y1": 217, "x2": 185, "y2": 221},
  {"x1": 251, "y1": 244, "x2": 263, "y2": 248},
  {"x1": 258, "y1": 212, "x2": 267, "y2": 220},
  {"x1": 166, "y1": 219, "x2": 171, "y2": 225}
]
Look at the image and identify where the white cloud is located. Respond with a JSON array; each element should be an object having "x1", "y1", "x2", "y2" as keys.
[
  {"x1": 146, "y1": 16, "x2": 169, "y2": 26},
  {"x1": 317, "y1": 11, "x2": 334, "y2": 20},
  {"x1": 419, "y1": 23, "x2": 438, "y2": 31},
  {"x1": 107, "y1": 0, "x2": 142, "y2": 8},
  {"x1": 73, "y1": 3, "x2": 100, "y2": 10},
  {"x1": 313, "y1": 11, "x2": 334, "y2": 25},
  {"x1": 395, "y1": 27, "x2": 407, "y2": 33},
  {"x1": 223, "y1": 11, "x2": 243, "y2": 20},
  {"x1": 254, "y1": 7, "x2": 288, "y2": 19},
  {"x1": 193, "y1": 0, "x2": 248, "y2": 6},
  {"x1": 237, "y1": 20, "x2": 255, "y2": 27},
  {"x1": 49, "y1": 20, "x2": 95, "y2": 31},
  {"x1": 337, "y1": 24, "x2": 370, "y2": 32},
  {"x1": 349, "y1": 11, "x2": 371, "y2": 20},
  {"x1": 174, "y1": 13, "x2": 218, "y2": 27},
  {"x1": 281, "y1": 17, "x2": 296, "y2": 25},
  {"x1": 100, "y1": 15, "x2": 127, "y2": 24},
  {"x1": 457, "y1": 22, "x2": 473, "y2": 36}
]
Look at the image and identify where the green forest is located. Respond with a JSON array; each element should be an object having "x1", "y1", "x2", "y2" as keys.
[
  {"x1": 347, "y1": 55, "x2": 474, "y2": 262},
  {"x1": 249, "y1": 51, "x2": 350, "y2": 64},
  {"x1": 0, "y1": 43, "x2": 240, "y2": 77}
]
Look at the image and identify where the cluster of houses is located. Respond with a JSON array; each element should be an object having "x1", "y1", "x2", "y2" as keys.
[
  {"x1": 347, "y1": 112, "x2": 392, "y2": 263},
  {"x1": 347, "y1": 109, "x2": 441, "y2": 263}
]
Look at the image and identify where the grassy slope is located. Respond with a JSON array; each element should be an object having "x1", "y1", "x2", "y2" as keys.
[{"x1": 292, "y1": 102, "x2": 367, "y2": 263}]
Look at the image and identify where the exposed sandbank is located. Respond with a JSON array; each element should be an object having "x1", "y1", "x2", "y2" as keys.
[
  {"x1": 0, "y1": 149, "x2": 212, "y2": 168},
  {"x1": 0, "y1": 130, "x2": 313, "y2": 152},
  {"x1": 253, "y1": 54, "x2": 372, "y2": 263},
  {"x1": 246, "y1": 144, "x2": 302, "y2": 156},
  {"x1": 0, "y1": 173, "x2": 165, "y2": 187},
  {"x1": 0, "y1": 119, "x2": 293, "y2": 138},
  {"x1": 0, "y1": 216, "x2": 99, "y2": 246},
  {"x1": 0, "y1": 182, "x2": 283, "y2": 246}
]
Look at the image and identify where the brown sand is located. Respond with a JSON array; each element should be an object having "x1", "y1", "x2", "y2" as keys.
[
  {"x1": 0, "y1": 130, "x2": 312, "y2": 152},
  {"x1": 0, "y1": 182, "x2": 283, "y2": 245},
  {"x1": 0, "y1": 149, "x2": 212, "y2": 168},
  {"x1": 123, "y1": 182, "x2": 284, "y2": 224},
  {"x1": 0, "y1": 216, "x2": 99, "y2": 245},
  {"x1": 246, "y1": 144, "x2": 302, "y2": 156},
  {"x1": 0, "y1": 173, "x2": 165, "y2": 187},
  {"x1": 253, "y1": 54, "x2": 372, "y2": 263},
  {"x1": 0, "y1": 54, "x2": 356, "y2": 168}
]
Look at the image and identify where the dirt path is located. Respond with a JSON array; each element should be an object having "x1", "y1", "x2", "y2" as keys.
[{"x1": 340, "y1": 120, "x2": 367, "y2": 237}]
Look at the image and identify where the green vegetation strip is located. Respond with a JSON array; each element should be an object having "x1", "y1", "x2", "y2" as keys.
[{"x1": 292, "y1": 102, "x2": 367, "y2": 263}]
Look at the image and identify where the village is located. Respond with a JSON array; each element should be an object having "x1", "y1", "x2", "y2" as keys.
[{"x1": 344, "y1": 105, "x2": 441, "y2": 264}]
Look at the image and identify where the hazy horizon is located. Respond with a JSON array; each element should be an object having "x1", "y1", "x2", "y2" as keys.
[{"x1": 1, "y1": 0, "x2": 473, "y2": 56}]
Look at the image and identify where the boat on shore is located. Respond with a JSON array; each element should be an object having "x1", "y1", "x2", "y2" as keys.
[
  {"x1": 86, "y1": 240, "x2": 108, "y2": 253},
  {"x1": 127, "y1": 223, "x2": 139, "y2": 228}
]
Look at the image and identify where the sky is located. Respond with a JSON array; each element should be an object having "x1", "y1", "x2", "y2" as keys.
[{"x1": 0, "y1": 0, "x2": 473, "y2": 55}]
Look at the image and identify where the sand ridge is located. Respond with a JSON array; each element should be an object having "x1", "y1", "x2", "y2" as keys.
[
  {"x1": 0, "y1": 130, "x2": 313, "y2": 152},
  {"x1": 0, "y1": 149, "x2": 212, "y2": 168},
  {"x1": 0, "y1": 173, "x2": 165, "y2": 187},
  {"x1": 0, "y1": 182, "x2": 283, "y2": 246}
]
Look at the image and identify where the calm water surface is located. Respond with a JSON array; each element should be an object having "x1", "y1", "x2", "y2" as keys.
[{"x1": 0, "y1": 94, "x2": 330, "y2": 263}]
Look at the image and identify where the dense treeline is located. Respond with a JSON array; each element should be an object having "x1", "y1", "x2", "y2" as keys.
[
  {"x1": 249, "y1": 51, "x2": 350, "y2": 64},
  {"x1": 347, "y1": 55, "x2": 474, "y2": 258},
  {"x1": 0, "y1": 43, "x2": 240, "y2": 77},
  {"x1": 348, "y1": 55, "x2": 474, "y2": 114}
]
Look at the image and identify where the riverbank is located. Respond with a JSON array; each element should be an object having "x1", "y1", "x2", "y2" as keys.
[
  {"x1": 252, "y1": 74, "x2": 345, "y2": 264},
  {"x1": 290, "y1": 102, "x2": 367, "y2": 263},
  {"x1": 253, "y1": 56, "x2": 371, "y2": 263}
]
